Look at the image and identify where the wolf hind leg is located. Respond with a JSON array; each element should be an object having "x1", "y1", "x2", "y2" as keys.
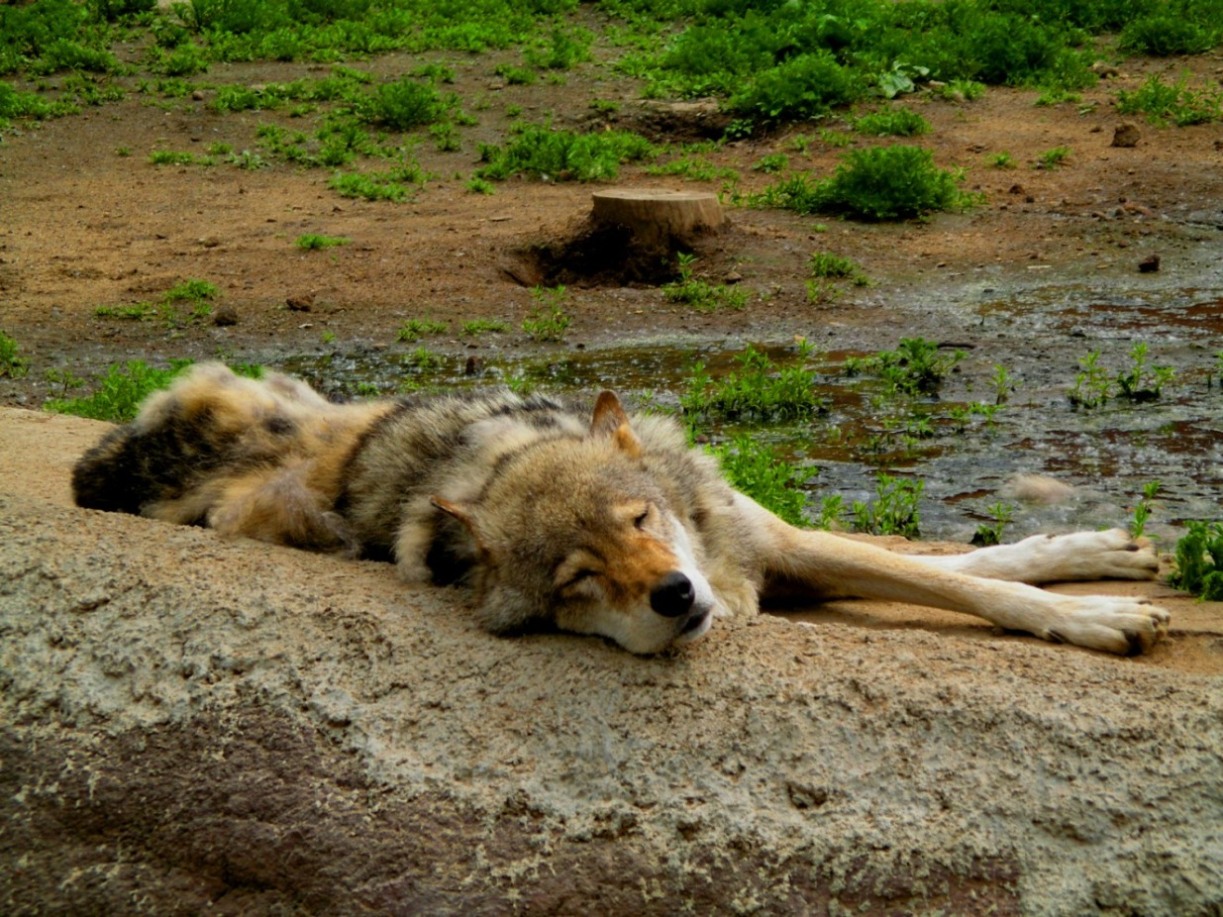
[{"x1": 207, "y1": 462, "x2": 358, "y2": 553}]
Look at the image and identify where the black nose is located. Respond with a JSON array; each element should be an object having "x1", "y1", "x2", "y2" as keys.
[{"x1": 650, "y1": 572, "x2": 695, "y2": 618}]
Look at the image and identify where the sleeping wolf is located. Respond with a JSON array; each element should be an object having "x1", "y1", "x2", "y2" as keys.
[{"x1": 72, "y1": 362, "x2": 1169, "y2": 656}]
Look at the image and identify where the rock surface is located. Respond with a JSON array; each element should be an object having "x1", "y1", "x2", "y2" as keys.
[{"x1": 2, "y1": 407, "x2": 1221, "y2": 915}]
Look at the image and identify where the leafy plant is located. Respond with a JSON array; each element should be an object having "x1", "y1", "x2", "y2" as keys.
[
  {"x1": 1035, "y1": 146, "x2": 1071, "y2": 170},
  {"x1": 682, "y1": 344, "x2": 824, "y2": 423},
  {"x1": 0, "y1": 330, "x2": 29, "y2": 378},
  {"x1": 662, "y1": 253, "x2": 747, "y2": 312},
  {"x1": 1120, "y1": 16, "x2": 1217, "y2": 57},
  {"x1": 709, "y1": 435, "x2": 814, "y2": 528},
  {"x1": 727, "y1": 52, "x2": 860, "y2": 123},
  {"x1": 521, "y1": 286, "x2": 571, "y2": 342},
  {"x1": 461, "y1": 318, "x2": 510, "y2": 336},
  {"x1": 972, "y1": 501, "x2": 1015, "y2": 547},
  {"x1": 851, "y1": 473, "x2": 924, "y2": 539},
  {"x1": 1129, "y1": 481, "x2": 1162, "y2": 540},
  {"x1": 1068, "y1": 350, "x2": 1112, "y2": 409},
  {"x1": 989, "y1": 151, "x2": 1015, "y2": 169},
  {"x1": 809, "y1": 251, "x2": 866, "y2": 284},
  {"x1": 397, "y1": 318, "x2": 448, "y2": 342},
  {"x1": 1169, "y1": 521, "x2": 1223, "y2": 601},
  {"x1": 853, "y1": 109, "x2": 930, "y2": 137},
  {"x1": 296, "y1": 233, "x2": 350, "y2": 250},
  {"x1": 477, "y1": 126, "x2": 654, "y2": 182},
  {"x1": 1115, "y1": 342, "x2": 1175, "y2": 403},
  {"x1": 1117, "y1": 74, "x2": 1222, "y2": 127},
  {"x1": 754, "y1": 146, "x2": 977, "y2": 222},
  {"x1": 850, "y1": 337, "x2": 965, "y2": 397},
  {"x1": 45, "y1": 360, "x2": 191, "y2": 422}
]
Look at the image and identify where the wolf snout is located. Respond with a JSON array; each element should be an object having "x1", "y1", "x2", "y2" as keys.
[{"x1": 650, "y1": 571, "x2": 695, "y2": 618}]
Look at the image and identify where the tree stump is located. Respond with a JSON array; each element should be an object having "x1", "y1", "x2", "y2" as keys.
[{"x1": 590, "y1": 188, "x2": 723, "y2": 250}]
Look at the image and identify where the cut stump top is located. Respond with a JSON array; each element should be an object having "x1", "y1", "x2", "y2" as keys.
[{"x1": 590, "y1": 188, "x2": 723, "y2": 247}]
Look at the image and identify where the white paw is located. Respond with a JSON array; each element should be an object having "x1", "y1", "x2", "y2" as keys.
[
  {"x1": 1043, "y1": 595, "x2": 1170, "y2": 655},
  {"x1": 1009, "y1": 529, "x2": 1160, "y2": 583}
]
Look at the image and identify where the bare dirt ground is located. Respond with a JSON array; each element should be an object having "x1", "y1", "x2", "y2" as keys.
[{"x1": 2, "y1": 45, "x2": 1222, "y2": 391}]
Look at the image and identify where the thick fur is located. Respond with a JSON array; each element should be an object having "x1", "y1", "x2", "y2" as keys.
[{"x1": 73, "y1": 363, "x2": 1171, "y2": 656}]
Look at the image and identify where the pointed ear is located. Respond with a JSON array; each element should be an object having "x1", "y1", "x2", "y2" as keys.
[
  {"x1": 431, "y1": 496, "x2": 483, "y2": 543},
  {"x1": 591, "y1": 390, "x2": 642, "y2": 457}
]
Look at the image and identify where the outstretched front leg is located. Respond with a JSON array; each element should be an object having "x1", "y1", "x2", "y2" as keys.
[
  {"x1": 910, "y1": 529, "x2": 1160, "y2": 584},
  {"x1": 735, "y1": 495, "x2": 1170, "y2": 655}
]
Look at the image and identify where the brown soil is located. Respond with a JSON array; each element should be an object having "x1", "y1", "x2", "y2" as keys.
[{"x1": 2, "y1": 44, "x2": 1222, "y2": 399}]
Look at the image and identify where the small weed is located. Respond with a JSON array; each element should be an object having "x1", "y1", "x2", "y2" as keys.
[
  {"x1": 851, "y1": 473, "x2": 924, "y2": 539},
  {"x1": 149, "y1": 149, "x2": 198, "y2": 166},
  {"x1": 521, "y1": 286, "x2": 571, "y2": 342},
  {"x1": 1115, "y1": 342, "x2": 1174, "y2": 402},
  {"x1": 466, "y1": 176, "x2": 495, "y2": 194},
  {"x1": 360, "y1": 77, "x2": 448, "y2": 130},
  {"x1": 989, "y1": 152, "x2": 1015, "y2": 169},
  {"x1": 753, "y1": 153, "x2": 788, "y2": 174},
  {"x1": 991, "y1": 364, "x2": 1014, "y2": 405},
  {"x1": 45, "y1": 360, "x2": 190, "y2": 422},
  {"x1": 397, "y1": 318, "x2": 448, "y2": 342},
  {"x1": 404, "y1": 346, "x2": 443, "y2": 371},
  {"x1": 1169, "y1": 521, "x2": 1223, "y2": 601},
  {"x1": 328, "y1": 170, "x2": 413, "y2": 202},
  {"x1": 0, "y1": 330, "x2": 29, "y2": 378},
  {"x1": 1129, "y1": 481, "x2": 1162, "y2": 540},
  {"x1": 95, "y1": 303, "x2": 157, "y2": 320},
  {"x1": 710, "y1": 435, "x2": 814, "y2": 528},
  {"x1": 933, "y1": 80, "x2": 986, "y2": 102},
  {"x1": 647, "y1": 155, "x2": 738, "y2": 183},
  {"x1": 43, "y1": 366, "x2": 84, "y2": 396},
  {"x1": 1069, "y1": 350, "x2": 1112, "y2": 409},
  {"x1": 321, "y1": 330, "x2": 336, "y2": 345},
  {"x1": 1117, "y1": 74, "x2": 1222, "y2": 127},
  {"x1": 972, "y1": 501, "x2": 1016, "y2": 547},
  {"x1": 164, "y1": 278, "x2": 218, "y2": 304},
  {"x1": 754, "y1": 146, "x2": 978, "y2": 222},
  {"x1": 296, "y1": 233, "x2": 350, "y2": 250},
  {"x1": 477, "y1": 126, "x2": 654, "y2": 182},
  {"x1": 851, "y1": 338, "x2": 965, "y2": 398},
  {"x1": 853, "y1": 109, "x2": 930, "y2": 137},
  {"x1": 1035, "y1": 146, "x2": 1071, "y2": 170},
  {"x1": 461, "y1": 318, "x2": 510, "y2": 336},
  {"x1": 809, "y1": 251, "x2": 867, "y2": 284},
  {"x1": 682, "y1": 344, "x2": 824, "y2": 423},
  {"x1": 662, "y1": 253, "x2": 747, "y2": 312}
]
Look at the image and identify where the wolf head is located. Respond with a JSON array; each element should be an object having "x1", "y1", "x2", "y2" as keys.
[{"x1": 432, "y1": 392, "x2": 716, "y2": 654}]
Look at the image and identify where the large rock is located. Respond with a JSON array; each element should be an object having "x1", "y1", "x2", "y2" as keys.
[{"x1": 1, "y1": 407, "x2": 1221, "y2": 915}]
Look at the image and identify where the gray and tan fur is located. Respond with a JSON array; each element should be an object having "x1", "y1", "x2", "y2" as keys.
[{"x1": 73, "y1": 362, "x2": 1170, "y2": 656}]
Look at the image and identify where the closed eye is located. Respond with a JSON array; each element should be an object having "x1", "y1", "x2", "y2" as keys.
[{"x1": 633, "y1": 505, "x2": 652, "y2": 529}]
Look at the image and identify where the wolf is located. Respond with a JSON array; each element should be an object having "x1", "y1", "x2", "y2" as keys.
[{"x1": 72, "y1": 362, "x2": 1169, "y2": 656}]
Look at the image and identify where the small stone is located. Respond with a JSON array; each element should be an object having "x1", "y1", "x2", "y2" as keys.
[
  {"x1": 286, "y1": 295, "x2": 314, "y2": 312},
  {"x1": 1137, "y1": 254, "x2": 1160, "y2": 273},
  {"x1": 1111, "y1": 123, "x2": 1140, "y2": 148},
  {"x1": 212, "y1": 305, "x2": 238, "y2": 327}
]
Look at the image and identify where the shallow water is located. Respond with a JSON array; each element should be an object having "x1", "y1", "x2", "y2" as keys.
[{"x1": 271, "y1": 288, "x2": 1223, "y2": 546}]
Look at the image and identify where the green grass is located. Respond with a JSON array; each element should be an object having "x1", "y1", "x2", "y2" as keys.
[
  {"x1": 521, "y1": 285, "x2": 571, "y2": 341},
  {"x1": 1169, "y1": 521, "x2": 1223, "y2": 601},
  {"x1": 710, "y1": 435, "x2": 814, "y2": 528},
  {"x1": 477, "y1": 126, "x2": 654, "y2": 182},
  {"x1": 1035, "y1": 146, "x2": 1071, "y2": 170},
  {"x1": 753, "y1": 145, "x2": 978, "y2": 222},
  {"x1": 396, "y1": 317, "x2": 448, "y2": 341},
  {"x1": 0, "y1": 330, "x2": 29, "y2": 378},
  {"x1": 1117, "y1": 74, "x2": 1222, "y2": 127},
  {"x1": 45, "y1": 360, "x2": 190, "y2": 422},
  {"x1": 661, "y1": 253, "x2": 747, "y2": 312},
  {"x1": 851, "y1": 473, "x2": 924, "y2": 539},
  {"x1": 853, "y1": 109, "x2": 930, "y2": 137},
  {"x1": 296, "y1": 233, "x2": 351, "y2": 250},
  {"x1": 846, "y1": 337, "x2": 965, "y2": 398},
  {"x1": 461, "y1": 318, "x2": 510, "y2": 335},
  {"x1": 681, "y1": 344, "x2": 824, "y2": 423}
]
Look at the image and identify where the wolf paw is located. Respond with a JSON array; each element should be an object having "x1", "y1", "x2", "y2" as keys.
[{"x1": 1044, "y1": 595, "x2": 1170, "y2": 655}]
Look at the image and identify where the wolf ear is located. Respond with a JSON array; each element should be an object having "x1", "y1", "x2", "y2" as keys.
[
  {"x1": 591, "y1": 390, "x2": 642, "y2": 457},
  {"x1": 431, "y1": 496, "x2": 484, "y2": 544}
]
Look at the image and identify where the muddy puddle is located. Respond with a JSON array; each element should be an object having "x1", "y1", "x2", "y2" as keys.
[{"x1": 270, "y1": 285, "x2": 1222, "y2": 545}]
